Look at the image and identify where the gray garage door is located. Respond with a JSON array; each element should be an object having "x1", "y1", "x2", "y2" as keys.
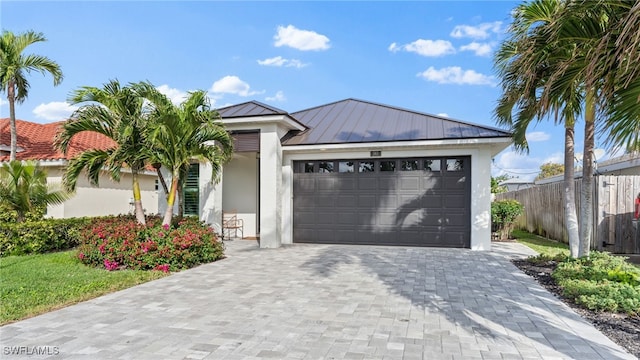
[{"x1": 293, "y1": 157, "x2": 471, "y2": 247}]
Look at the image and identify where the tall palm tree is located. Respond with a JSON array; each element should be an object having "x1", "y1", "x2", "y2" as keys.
[
  {"x1": 571, "y1": 0, "x2": 640, "y2": 153},
  {"x1": 0, "y1": 161, "x2": 70, "y2": 222},
  {"x1": 0, "y1": 30, "x2": 63, "y2": 161},
  {"x1": 495, "y1": 0, "x2": 582, "y2": 257},
  {"x1": 134, "y1": 82, "x2": 233, "y2": 226},
  {"x1": 543, "y1": 0, "x2": 640, "y2": 256},
  {"x1": 54, "y1": 80, "x2": 152, "y2": 225}
]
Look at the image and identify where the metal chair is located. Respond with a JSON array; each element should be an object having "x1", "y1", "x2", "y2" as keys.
[{"x1": 222, "y1": 210, "x2": 244, "y2": 239}]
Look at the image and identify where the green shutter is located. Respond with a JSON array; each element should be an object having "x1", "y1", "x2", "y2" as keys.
[{"x1": 183, "y1": 164, "x2": 199, "y2": 216}]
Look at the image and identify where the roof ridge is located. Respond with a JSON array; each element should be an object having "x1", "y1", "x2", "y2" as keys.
[
  {"x1": 292, "y1": 98, "x2": 511, "y2": 135},
  {"x1": 217, "y1": 100, "x2": 288, "y2": 115}
]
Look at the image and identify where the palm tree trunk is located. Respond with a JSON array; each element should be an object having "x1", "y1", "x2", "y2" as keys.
[
  {"x1": 8, "y1": 82, "x2": 17, "y2": 161},
  {"x1": 131, "y1": 170, "x2": 146, "y2": 225},
  {"x1": 579, "y1": 90, "x2": 596, "y2": 257},
  {"x1": 564, "y1": 123, "x2": 580, "y2": 258},
  {"x1": 162, "y1": 174, "x2": 179, "y2": 226}
]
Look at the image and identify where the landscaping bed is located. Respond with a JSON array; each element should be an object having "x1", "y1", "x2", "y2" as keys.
[{"x1": 511, "y1": 238, "x2": 640, "y2": 358}]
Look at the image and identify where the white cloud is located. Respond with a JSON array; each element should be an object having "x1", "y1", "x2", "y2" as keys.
[
  {"x1": 274, "y1": 25, "x2": 330, "y2": 51},
  {"x1": 265, "y1": 91, "x2": 286, "y2": 102},
  {"x1": 437, "y1": 113, "x2": 449, "y2": 117},
  {"x1": 257, "y1": 56, "x2": 308, "y2": 68},
  {"x1": 417, "y1": 66, "x2": 496, "y2": 86},
  {"x1": 459, "y1": 42, "x2": 493, "y2": 56},
  {"x1": 210, "y1": 76, "x2": 263, "y2": 97},
  {"x1": 0, "y1": 98, "x2": 7, "y2": 107},
  {"x1": 33, "y1": 101, "x2": 78, "y2": 121},
  {"x1": 450, "y1": 21, "x2": 502, "y2": 39},
  {"x1": 492, "y1": 150, "x2": 563, "y2": 181},
  {"x1": 388, "y1": 39, "x2": 455, "y2": 57},
  {"x1": 526, "y1": 131, "x2": 550, "y2": 142},
  {"x1": 156, "y1": 84, "x2": 188, "y2": 105}
]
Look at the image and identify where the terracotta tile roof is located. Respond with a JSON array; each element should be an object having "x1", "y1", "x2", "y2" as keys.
[{"x1": 0, "y1": 118, "x2": 115, "y2": 162}]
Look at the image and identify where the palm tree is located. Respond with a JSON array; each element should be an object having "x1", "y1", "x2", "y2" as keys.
[
  {"x1": 571, "y1": 0, "x2": 640, "y2": 154},
  {"x1": 54, "y1": 80, "x2": 152, "y2": 225},
  {"x1": 0, "y1": 30, "x2": 63, "y2": 161},
  {"x1": 134, "y1": 82, "x2": 233, "y2": 226},
  {"x1": 0, "y1": 161, "x2": 70, "y2": 222},
  {"x1": 495, "y1": 0, "x2": 582, "y2": 257},
  {"x1": 543, "y1": 0, "x2": 640, "y2": 256}
]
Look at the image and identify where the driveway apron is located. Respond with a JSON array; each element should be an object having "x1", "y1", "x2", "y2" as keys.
[{"x1": 0, "y1": 241, "x2": 635, "y2": 360}]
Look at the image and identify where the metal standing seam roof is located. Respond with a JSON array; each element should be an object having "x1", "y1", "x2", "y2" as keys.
[
  {"x1": 217, "y1": 100, "x2": 289, "y2": 118},
  {"x1": 281, "y1": 98, "x2": 512, "y2": 146}
]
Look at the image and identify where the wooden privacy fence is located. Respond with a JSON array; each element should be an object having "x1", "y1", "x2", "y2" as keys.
[{"x1": 496, "y1": 175, "x2": 640, "y2": 254}]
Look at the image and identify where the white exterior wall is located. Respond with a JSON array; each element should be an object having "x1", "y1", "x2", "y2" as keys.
[
  {"x1": 281, "y1": 143, "x2": 499, "y2": 250},
  {"x1": 222, "y1": 153, "x2": 259, "y2": 237},
  {"x1": 46, "y1": 167, "x2": 158, "y2": 218}
]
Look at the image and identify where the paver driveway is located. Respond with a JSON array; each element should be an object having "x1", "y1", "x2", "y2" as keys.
[{"x1": 0, "y1": 240, "x2": 635, "y2": 360}]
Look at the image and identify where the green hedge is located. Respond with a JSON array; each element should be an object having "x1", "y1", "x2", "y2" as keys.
[{"x1": 0, "y1": 218, "x2": 89, "y2": 257}]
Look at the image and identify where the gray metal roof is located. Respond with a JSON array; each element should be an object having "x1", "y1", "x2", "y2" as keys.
[
  {"x1": 217, "y1": 100, "x2": 288, "y2": 118},
  {"x1": 282, "y1": 98, "x2": 511, "y2": 146}
]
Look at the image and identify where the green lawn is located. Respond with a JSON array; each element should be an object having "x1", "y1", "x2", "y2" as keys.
[
  {"x1": 512, "y1": 229, "x2": 570, "y2": 256},
  {"x1": 0, "y1": 250, "x2": 167, "y2": 325}
]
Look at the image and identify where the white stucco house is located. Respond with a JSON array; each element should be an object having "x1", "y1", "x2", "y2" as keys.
[
  {"x1": 159, "y1": 99, "x2": 512, "y2": 250},
  {"x1": 0, "y1": 118, "x2": 158, "y2": 218}
]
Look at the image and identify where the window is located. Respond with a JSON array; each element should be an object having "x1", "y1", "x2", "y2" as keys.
[
  {"x1": 359, "y1": 161, "x2": 375, "y2": 173},
  {"x1": 401, "y1": 160, "x2": 419, "y2": 171},
  {"x1": 338, "y1": 161, "x2": 354, "y2": 173},
  {"x1": 380, "y1": 160, "x2": 396, "y2": 172},
  {"x1": 304, "y1": 162, "x2": 314, "y2": 173},
  {"x1": 183, "y1": 164, "x2": 199, "y2": 216},
  {"x1": 424, "y1": 159, "x2": 441, "y2": 172},
  {"x1": 446, "y1": 159, "x2": 464, "y2": 171},
  {"x1": 319, "y1": 161, "x2": 334, "y2": 173}
]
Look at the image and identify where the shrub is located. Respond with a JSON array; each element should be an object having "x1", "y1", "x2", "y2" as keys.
[
  {"x1": 560, "y1": 279, "x2": 640, "y2": 314},
  {"x1": 0, "y1": 217, "x2": 89, "y2": 257},
  {"x1": 77, "y1": 215, "x2": 224, "y2": 272},
  {"x1": 552, "y1": 251, "x2": 640, "y2": 315},
  {"x1": 491, "y1": 199, "x2": 524, "y2": 240},
  {"x1": 526, "y1": 252, "x2": 568, "y2": 265}
]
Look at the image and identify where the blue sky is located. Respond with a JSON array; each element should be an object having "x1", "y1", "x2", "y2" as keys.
[{"x1": 1, "y1": 1, "x2": 611, "y2": 180}]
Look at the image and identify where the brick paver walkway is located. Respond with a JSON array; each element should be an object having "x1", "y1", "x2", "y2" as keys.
[{"x1": 0, "y1": 240, "x2": 635, "y2": 359}]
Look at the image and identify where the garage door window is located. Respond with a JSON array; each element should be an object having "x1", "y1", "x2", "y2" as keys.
[
  {"x1": 359, "y1": 161, "x2": 375, "y2": 172},
  {"x1": 380, "y1": 160, "x2": 396, "y2": 172},
  {"x1": 319, "y1": 161, "x2": 334, "y2": 173},
  {"x1": 447, "y1": 159, "x2": 464, "y2": 171},
  {"x1": 338, "y1": 161, "x2": 354, "y2": 173},
  {"x1": 401, "y1": 160, "x2": 419, "y2": 171},
  {"x1": 304, "y1": 162, "x2": 315, "y2": 173},
  {"x1": 424, "y1": 159, "x2": 441, "y2": 172}
]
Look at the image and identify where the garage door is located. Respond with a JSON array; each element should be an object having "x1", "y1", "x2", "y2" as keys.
[{"x1": 293, "y1": 157, "x2": 470, "y2": 247}]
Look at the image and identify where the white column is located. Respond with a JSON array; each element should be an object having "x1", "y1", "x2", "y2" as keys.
[
  {"x1": 201, "y1": 161, "x2": 223, "y2": 234},
  {"x1": 280, "y1": 158, "x2": 293, "y2": 245},
  {"x1": 470, "y1": 149, "x2": 492, "y2": 250},
  {"x1": 259, "y1": 125, "x2": 282, "y2": 248}
]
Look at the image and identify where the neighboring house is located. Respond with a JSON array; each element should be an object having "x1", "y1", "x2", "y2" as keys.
[
  {"x1": 535, "y1": 152, "x2": 640, "y2": 185},
  {"x1": 159, "y1": 98, "x2": 511, "y2": 250},
  {"x1": 0, "y1": 119, "x2": 158, "y2": 218},
  {"x1": 500, "y1": 178, "x2": 535, "y2": 192}
]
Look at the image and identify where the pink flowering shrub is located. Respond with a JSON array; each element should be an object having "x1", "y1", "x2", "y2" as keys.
[{"x1": 77, "y1": 215, "x2": 224, "y2": 272}]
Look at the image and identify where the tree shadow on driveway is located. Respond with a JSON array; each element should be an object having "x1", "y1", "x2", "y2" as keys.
[{"x1": 300, "y1": 244, "x2": 633, "y2": 359}]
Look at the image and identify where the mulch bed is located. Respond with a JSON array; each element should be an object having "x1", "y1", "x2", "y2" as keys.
[{"x1": 512, "y1": 258, "x2": 640, "y2": 358}]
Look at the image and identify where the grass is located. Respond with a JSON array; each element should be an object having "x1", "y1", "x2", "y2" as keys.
[
  {"x1": 512, "y1": 229, "x2": 570, "y2": 256},
  {"x1": 0, "y1": 250, "x2": 168, "y2": 325}
]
